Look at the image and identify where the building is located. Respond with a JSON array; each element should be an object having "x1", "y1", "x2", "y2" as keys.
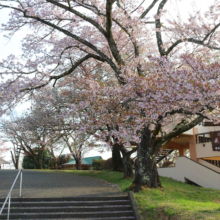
[
  {"x1": 158, "y1": 122, "x2": 220, "y2": 190},
  {"x1": 0, "y1": 158, "x2": 11, "y2": 169},
  {"x1": 61, "y1": 156, "x2": 102, "y2": 170}
]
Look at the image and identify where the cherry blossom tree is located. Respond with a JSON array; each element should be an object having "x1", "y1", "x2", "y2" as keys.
[
  {"x1": 62, "y1": 132, "x2": 92, "y2": 170},
  {"x1": 10, "y1": 139, "x2": 21, "y2": 169},
  {"x1": 0, "y1": 118, "x2": 48, "y2": 169},
  {"x1": 0, "y1": 103, "x2": 65, "y2": 169},
  {"x1": 0, "y1": 141, "x2": 10, "y2": 167},
  {"x1": 0, "y1": 0, "x2": 220, "y2": 190},
  {"x1": 0, "y1": 120, "x2": 23, "y2": 169}
]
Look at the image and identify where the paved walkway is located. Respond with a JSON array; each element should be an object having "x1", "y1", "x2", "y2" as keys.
[{"x1": 0, "y1": 170, "x2": 122, "y2": 198}]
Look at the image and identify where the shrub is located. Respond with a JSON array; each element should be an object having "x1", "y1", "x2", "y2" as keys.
[
  {"x1": 104, "y1": 158, "x2": 113, "y2": 170},
  {"x1": 92, "y1": 159, "x2": 106, "y2": 170}
]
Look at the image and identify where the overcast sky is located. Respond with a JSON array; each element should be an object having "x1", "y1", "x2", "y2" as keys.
[{"x1": 0, "y1": 0, "x2": 212, "y2": 60}]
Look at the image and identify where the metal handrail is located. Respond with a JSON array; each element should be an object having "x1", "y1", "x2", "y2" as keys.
[{"x1": 0, "y1": 169, "x2": 22, "y2": 220}]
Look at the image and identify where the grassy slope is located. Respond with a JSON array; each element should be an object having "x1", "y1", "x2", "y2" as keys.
[{"x1": 61, "y1": 170, "x2": 220, "y2": 220}]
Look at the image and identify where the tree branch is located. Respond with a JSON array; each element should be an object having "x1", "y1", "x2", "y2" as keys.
[
  {"x1": 155, "y1": 115, "x2": 205, "y2": 150},
  {"x1": 112, "y1": 18, "x2": 143, "y2": 75},
  {"x1": 50, "y1": 54, "x2": 105, "y2": 81},
  {"x1": 0, "y1": 4, "x2": 24, "y2": 12},
  {"x1": 106, "y1": 0, "x2": 125, "y2": 66},
  {"x1": 166, "y1": 35, "x2": 220, "y2": 55},
  {"x1": 131, "y1": 0, "x2": 146, "y2": 14},
  {"x1": 140, "y1": 0, "x2": 159, "y2": 19},
  {"x1": 20, "y1": 11, "x2": 123, "y2": 81},
  {"x1": 45, "y1": 0, "x2": 107, "y2": 37},
  {"x1": 155, "y1": 0, "x2": 168, "y2": 56}
]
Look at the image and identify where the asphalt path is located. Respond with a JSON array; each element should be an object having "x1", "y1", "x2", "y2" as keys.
[{"x1": 0, "y1": 170, "x2": 122, "y2": 198}]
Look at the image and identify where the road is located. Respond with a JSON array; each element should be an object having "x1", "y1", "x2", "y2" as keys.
[{"x1": 0, "y1": 170, "x2": 122, "y2": 198}]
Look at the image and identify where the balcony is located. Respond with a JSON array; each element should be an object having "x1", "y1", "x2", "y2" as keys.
[{"x1": 195, "y1": 132, "x2": 220, "y2": 159}]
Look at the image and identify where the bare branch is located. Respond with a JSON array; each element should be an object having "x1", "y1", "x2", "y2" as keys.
[
  {"x1": 140, "y1": 0, "x2": 159, "y2": 19},
  {"x1": 155, "y1": 0, "x2": 168, "y2": 56},
  {"x1": 50, "y1": 54, "x2": 105, "y2": 81},
  {"x1": 166, "y1": 23, "x2": 220, "y2": 55},
  {"x1": 112, "y1": 18, "x2": 143, "y2": 75},
  {"x1": 131, "y1": 0, "x2": 146, "y2": 14},
  {"x1": 21, "y1": 12, "x2": 122, "y2": 79},
  {"x1": 106, "y1": 0, "x2": 125, "y2": 66},
  {"x1": 0, "y1": 4, "x2": 24, "y2": 12},
  {"x1": 45, "y1": 0, "x2": 107, "y2": 36},
  {"x1": 156, "y1": 115, "x2": 205, "y2": 150},
  {"x1": 145, "y1": 21, "x2": 155, "y2": 24}
]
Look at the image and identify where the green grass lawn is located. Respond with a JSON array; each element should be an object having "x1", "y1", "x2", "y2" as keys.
[{"x1": 60, "y1": 170, "x2": 220, "y2": 220}]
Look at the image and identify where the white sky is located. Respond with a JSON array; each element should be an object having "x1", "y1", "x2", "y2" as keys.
[
  {"x1": 0, "y1": 0, "x2": 215, "y2": 164},
  {"x1": 0, "y1": 10, "x2": 23, "y2": 60},
  {"x1": 0, "y1": 0, "x2": 212, "y2": 60}
]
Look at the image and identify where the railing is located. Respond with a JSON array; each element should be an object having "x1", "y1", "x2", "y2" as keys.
[
  {"x1": 0, "y1": 169, "x2": 23, "y2": 220},
  {"x1": 195, "y1": 132, "x2": 211, "y2": 144},
  {"x1": 204, "y1": 159, "x2": 220, "y2": 168}
]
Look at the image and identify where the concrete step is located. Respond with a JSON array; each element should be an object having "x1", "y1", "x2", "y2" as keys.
[
  {"x1": 1, "y1": 200, "x2": 130, "y2": 207},
  {"x1": 0, "y1": 211, "x2": 134, "y2": 219},
  {"x1": 0, "y1": 196, "x2": 136, "y2": 219},
  {"x1": 0, "y1": 196, "x2": 127, "y2": 203},
  {"x1": 2, "y1": 205, "x2": 132, "y2": 213},
  {"x1": 7, "y1": 218, "x2": 135, "y2": 220}
]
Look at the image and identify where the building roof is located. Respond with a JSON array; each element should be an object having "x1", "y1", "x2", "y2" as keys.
[
  {"x1": 0, "y1": 159, "x2": 10, "y2": 164},
  {"x1": 62, "y1": 156, "x2": 102, "y2": 166}
]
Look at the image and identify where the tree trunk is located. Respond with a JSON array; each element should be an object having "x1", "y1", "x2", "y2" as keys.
[
  {"x1": 130, "y1": 127, "x2": 162, "y2": 191},
  {"x1": 75, "y1": 158, "x2": 81, "y2": 170},
  {"x1": 120, "y1": 146, "x2": 136, "y2": 179},
  {"x1": 75, "y1": 160, "x2": 79, "y2": 170},
  {"x1": 122, "y1": 152, "x2": 133, "y2": 178},
  {"x1": 26, "y1": 151, "x2": 43, "y2": 169},
  {"x1": 112, "y1": 144, "x2": 124, "y2": 172},
  {"x1": 38, "y1": 154, "x2": 43, "y2": 169},
  {"x1": 54, "y1": 160, "x2": 57, "y2": 169},
  {"x1": 11, "y1": 150, "x2": 20, "y2": 169},
  {"x1": 34, "y1": 161, "x2": 42, "y2": 169}
]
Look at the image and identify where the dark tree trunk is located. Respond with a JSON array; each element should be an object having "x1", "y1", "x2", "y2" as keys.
[
  {"x1": 74, "y1": 152, "x2": 81, "y2": 170},
  {"x1": 130, "y1": 127, "x2": 162, "y2": 191},
  {"x1": 10, "y1": 150, "x2": 20, "y2": 169},
  {"x1": 75, "y1": 159, "x2": 81, "y2": 170},
  {"x1": 120, "y1": 146, "x2": 137, "y2": 179},
  {"x1": 38, "y1": 151, "x2": 43, "y2": 169},
  {"x1": 30, "y1": 156, "x2": 42, "y2": 169},
  {"x1": 112, "y1": 144, "x2": 124, "y2": 172},
  {"x1": 54, "y1": 160, "x2": 58, "y2": 169},
  {"x1": 34, "y1": 161, "x2": 43, "y2": 169},
  {"x1": 39, "y1": 158, "x2": 43, "y2": 169},
  {"x1": 33, "y1": 150, "x2": 43, "y2": 169},
  {"x1": 122, "y1": 152, "x2": 133, "y2": 178}
]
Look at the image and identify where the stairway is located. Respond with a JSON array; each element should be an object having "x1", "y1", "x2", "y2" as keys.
[
  {"x1": 156, "y1": 149, "x2": 174, "y2": 164},
  {"x1": 158, "y1": 156, "x2": 220, "y2": 190},
  {"x1": 204, "y1": 159, "x2": 220, "y2": 168},
  {"x1": 0, "y1": 195, "x2": 135, "y2": 219}
]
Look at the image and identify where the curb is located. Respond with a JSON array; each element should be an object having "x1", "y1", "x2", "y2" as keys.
[{"x1": 128, "y1": 191, "x2": 141, "y2": 220}]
